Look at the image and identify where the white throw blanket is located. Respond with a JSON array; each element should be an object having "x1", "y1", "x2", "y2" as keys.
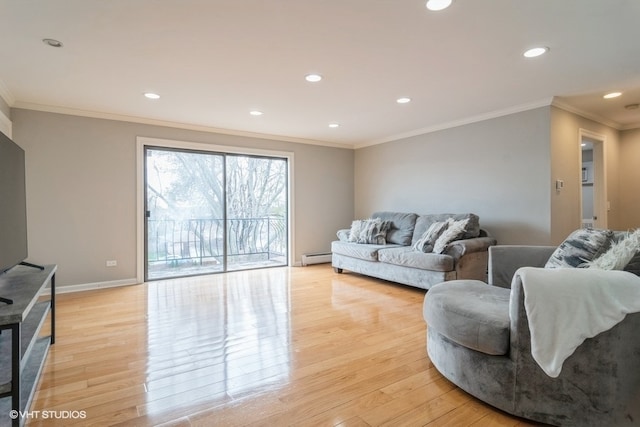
[{"x1": 513, "y1": 267, "x2": 640, "y2": 377}]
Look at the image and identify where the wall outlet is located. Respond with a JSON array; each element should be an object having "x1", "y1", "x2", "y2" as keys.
[{"x1": 106, "y1": 260, "x2": 117, "y2": 267}]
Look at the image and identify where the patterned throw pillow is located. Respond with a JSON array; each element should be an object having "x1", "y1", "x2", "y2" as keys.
[
  {"x1": 348, "y1": 218, "x2": 390, "y2": 244},
  {"x1": 347, "y1": 220, "x2": 363, "y2": 242},
  {"x1": 433, "y1": 218, "x2": 470, "y2": 254},
  {"x1": 624, "y1": 251, "x2": 640, "y2": 276},
  {"x1": 586, "y1": 229, "x2": 640, "y2": 270},
  {"x1": 412, "y1": 220, "x2": 449, "y2": 253},
  {"x1": 544, "y1": 228, "x2": 613, "y2": 268}
]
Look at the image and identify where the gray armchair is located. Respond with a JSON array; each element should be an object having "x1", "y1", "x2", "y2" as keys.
[{"x1": 423, "y1": 244, "x2": 640, "y2": 427}]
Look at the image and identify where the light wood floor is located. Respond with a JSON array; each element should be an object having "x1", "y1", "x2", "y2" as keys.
[{"x1": 28, "y1": 265, "x2": 538, "y2": 426}]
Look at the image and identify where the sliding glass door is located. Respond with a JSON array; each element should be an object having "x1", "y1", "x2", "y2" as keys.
[
  {"x1": 225, "y1": 154, "x2": 288, "y2": 271},
  {"x1": 144, "y1": 146, "x2": 288, "y2": 280}
]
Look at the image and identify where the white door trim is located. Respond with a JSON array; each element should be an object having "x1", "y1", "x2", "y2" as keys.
[{"x1": 578, "y1": 129, "x2": 607, "y2": 229}]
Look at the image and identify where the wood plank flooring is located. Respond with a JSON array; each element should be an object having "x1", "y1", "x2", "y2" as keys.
[{"x1": 27, "y1": 265, "x2": 538, "y2": 426}]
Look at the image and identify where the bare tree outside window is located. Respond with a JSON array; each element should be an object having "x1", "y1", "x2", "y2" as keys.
[{"x1": 145, "y1": 148, "x2": 288, "y2": 280}]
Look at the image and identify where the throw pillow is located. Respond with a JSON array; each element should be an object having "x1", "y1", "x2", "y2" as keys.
[
  {"x1": 412, "y1": 220, "x2": 449, "y2": 253},
  {"x1": 347, "y1": 220, "x2": 363, "y2": 242},
  {"x1": 587, "y1": 229, "x2": 640, "y2": 270},
  {"x1": 348, "y1": 218, "x2": 390, "y2": 244},
  {"x1": 433, "y1": 218, "x2": 469, "y2": 254},
  {"x1": 624, "y1": 250, "x2": 640, "y2": 276},
  {"x1": 544, "y1": 228, "x2": 613, "y2": 269}
]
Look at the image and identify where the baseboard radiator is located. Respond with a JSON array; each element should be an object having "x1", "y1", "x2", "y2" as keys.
[{"x1": 301, "y1": 252, "x2": 332, "y2": 266}]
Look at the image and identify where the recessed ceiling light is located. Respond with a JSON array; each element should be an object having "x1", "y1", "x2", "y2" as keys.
[
  {"x1": 396, "y1": 97, "x2": 412, "y2": 104},
  {"x1": 523, "y1": 47, "x2": 549, "y2": 58},
  {"x1": 249, "y1": 110, "x2": 264, "y2": 116},
  {"x1": 42, "y1": 38, "x2": 63, "y2": 48},
  {"x1": 426, "y1": 0, "x2": 452, "y2": 11},
  {"x1": 328, "y1": 123, "x2": 340, "y2": 128},
  {"x1": 305, "y1": 74, "x2": 323, "y2": 83},
  {"x1": 603, "y1": 92, "x2": 622, "y2": 99},
  {"x1": 144, "y1": 92, "x2": 160, "y2": 99}
]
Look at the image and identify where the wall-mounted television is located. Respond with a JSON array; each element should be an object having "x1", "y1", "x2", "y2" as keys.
[{"x1": 0, "y1": 130, "x2": 28, "y2": 274}]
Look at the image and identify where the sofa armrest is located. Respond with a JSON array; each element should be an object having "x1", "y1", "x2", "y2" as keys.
[
  {"x1": 445, "y1": 236, "x2": 497, "y2": 260},
  {"x1": 488, "y1": 245, "x2": 556, "y2": 288},
  {"x1": 336, "y1": 228, "x2": 351, "y2": 242}
]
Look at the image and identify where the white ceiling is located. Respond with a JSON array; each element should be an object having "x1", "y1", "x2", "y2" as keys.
[{"x1": 1, "y1": 0, "x2": 639, "y2": 148}]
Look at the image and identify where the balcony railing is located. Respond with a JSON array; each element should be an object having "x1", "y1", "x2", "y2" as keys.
[{"x1": 147, "y1": 216, "x2": 286, "y2": 277}]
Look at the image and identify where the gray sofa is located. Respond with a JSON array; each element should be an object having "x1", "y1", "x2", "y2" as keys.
[
  {"x1": 423, "y1": 241, "x2": 640, "y2": 426},
  {"x1": 331, "y1": 211, "x2": 497, "y2": 290}
]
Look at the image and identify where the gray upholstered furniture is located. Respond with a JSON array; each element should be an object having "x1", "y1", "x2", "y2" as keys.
[
  {"x1": 331, "y1": 211, "x2": 496, "y2": 290},
  {"x1": 423, "y1": 243, "x2": 640, "y2": 427}
]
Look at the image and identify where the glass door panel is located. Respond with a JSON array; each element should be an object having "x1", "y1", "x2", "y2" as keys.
[
  {"x1": 145, "y1": 147, "x2": 288, "y2": 280},
  {"x1": 226, "y1": 155, "x2": 288, "y2": 271},
  {"x1": 145, "y1": 147, "x2": 225, "y2": 280}
]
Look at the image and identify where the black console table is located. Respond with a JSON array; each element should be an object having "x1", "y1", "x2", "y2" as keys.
[{"x1": 0, "y1": 265, "x2": 56, "y2": 427}]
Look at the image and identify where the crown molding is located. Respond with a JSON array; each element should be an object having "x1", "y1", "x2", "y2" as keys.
[
  {"x1": 0, "y1": 77, "x2": 15, "y2": 106},
  {"x1": 551, "y1": 97, "x2": 623, "y2": 130},
  {"x1": 0, "y1": 109, "x2": 11, "y2": 138},
  {"x1": 12, "y1": 101, "x2": 355, "y2": 150},
  {"x1": 356, "y1": 98, "x2": 555, "y2": 149},
  {"x1": 13, "y1": 97, "x2": 638, "y2": 151},
  {"x1": 620, "y1": 122, "x2": 640, "y2": 131}
]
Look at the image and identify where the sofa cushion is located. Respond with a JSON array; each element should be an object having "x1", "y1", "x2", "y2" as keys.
[
  {"x1": 378, "y1": 247, "x2": 454, "y2": 271},
  {"x1": 424, "y1": 280, "x2": 510, "y2": 355},
  {"x1": 331, "y1": 240, "x2": 399, "y2": 262},
  {"x1": 545, "y1": 228, "x2": 613, "y2": 268},
  {"x1": 413, "y1": 213, "x2": 480, "y2": 245},
  {"x1": 371, "y1": 211, "x2": 418, "y2": 245}
]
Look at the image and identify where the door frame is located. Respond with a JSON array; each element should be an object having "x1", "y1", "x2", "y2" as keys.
[
  {"x1": 136, "y1": 136, "x2": 295, "y2": 283},
  {"x1": 578, "y1": 129, "x2": 607, "y2": 229}
]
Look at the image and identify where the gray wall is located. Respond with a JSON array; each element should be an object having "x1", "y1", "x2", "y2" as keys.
[
  {"x1": 11, "y1": 108, "x2": 354, "y2": 286},
  {"x1": 354, "y1": 107, "x2": 552, "y2": 245},
  {"x1": 10, "y1": 104, "x2": 638, "y2": 287}
]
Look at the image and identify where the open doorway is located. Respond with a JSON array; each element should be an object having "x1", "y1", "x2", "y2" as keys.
[{"x1": 579, "y1": 129, "x2": 607, "y2": 230}]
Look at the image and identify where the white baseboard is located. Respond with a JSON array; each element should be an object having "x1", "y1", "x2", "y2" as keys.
[
  {"x1": 301, "y1": 253, "x2": 332, "y2": 266},
  {"x1": 41, "y1": 278, "x2": 140, "y2": 295}
]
